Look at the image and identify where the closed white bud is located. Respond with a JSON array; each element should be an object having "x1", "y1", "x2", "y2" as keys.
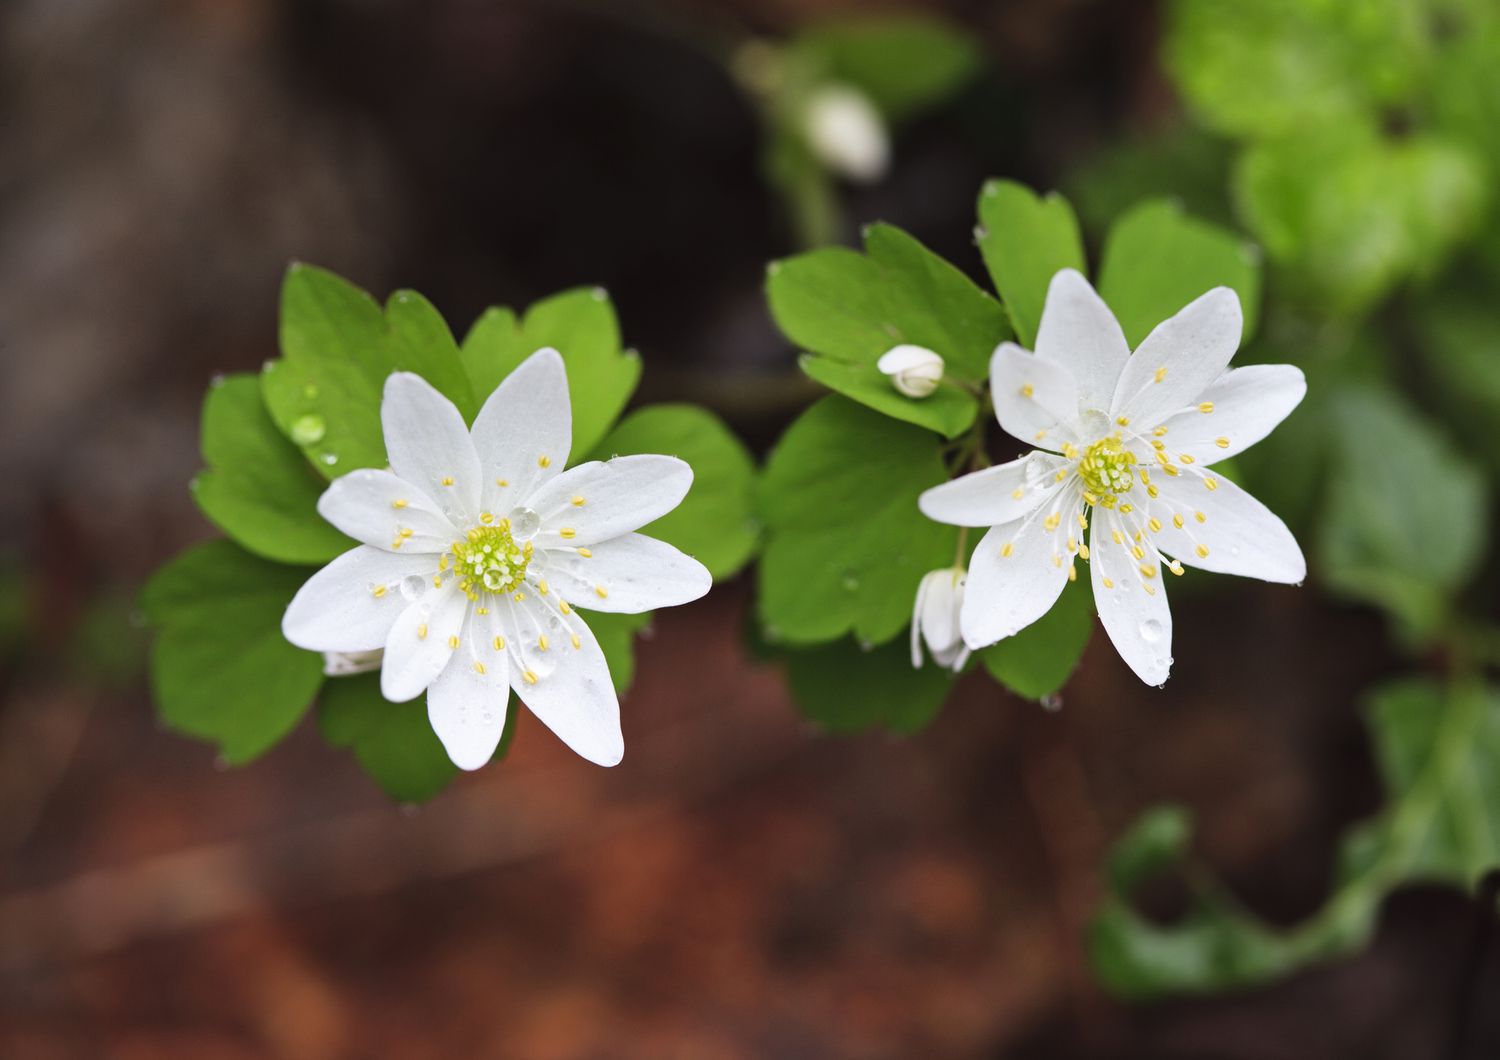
[
  {"x1": 878, "y1": 344, "x2": 945, "y2": 398},
  {"x1": 802, "y1": 83, "x2": 890, "y2": 183},
  {"x1": 323, "y1": 649, "x2": 384, "y2": 677},
  {"x1": 911, "y1": 568, "x2": 969, "y2": 672}
]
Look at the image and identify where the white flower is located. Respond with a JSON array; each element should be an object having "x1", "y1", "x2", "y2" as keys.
[
  {"x1": 802, "y1": 83, "x2": 890, "y2": 183},
  {"x1": 918, "y1": 270, "x2": 1306, "y2": 686},
  {"x1": 878, "y1": 344, "x2": 945, "y2": 398},
  {"x1": 911, "y1": 568, "x2": 969, "y2": 672},
  {"x1": 323, "y1": 649, "x2": 383, "y2": 677},
  {"x1": 282, "y1": 348, "x2": 712, "y2": 769}
]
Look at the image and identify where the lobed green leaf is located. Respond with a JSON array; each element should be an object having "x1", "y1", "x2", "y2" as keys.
[{"x1": 975, "y1": 180, "x2": 1087, "y2": 347}]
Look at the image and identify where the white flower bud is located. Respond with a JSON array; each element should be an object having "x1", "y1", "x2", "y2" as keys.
[
  {"x1": 878, "y1": 344, "x2": 945, "y2": 398},
  {"x1": 910, "y1": 568, "x2": 969, "y2": 672},
  {"x1": 323, "y1": 648, "x2": 384, "y2": 677},
  {"x1": 802, "y1": 84, "x2": 890, "y2": 183}
]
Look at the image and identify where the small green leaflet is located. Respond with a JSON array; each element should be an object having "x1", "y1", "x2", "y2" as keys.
[
  {"x1": 975, "y1": 180, "x2": 1087, "y2": 348},
  {"x1": 784, "y1": 636, "x2": 951, "y2": 733},
  {"x1": 142, "y1": 540, "x2": 324, "y2": 764},
  {"x1": 318, "y1": 672, "x2": 466, "y2": 802},
  {"x1": 192, "y1": 374, "x2": 351, "y2": 565},
  {"x1": 982, "y1": 577, "x2": 1093, "y2": 701},
  {"x1": 461, "y1": 287, "x2": 641, "y2": 458},
  {"x1": 758, "y1": 396, "x2": 955, "y2": 646}
]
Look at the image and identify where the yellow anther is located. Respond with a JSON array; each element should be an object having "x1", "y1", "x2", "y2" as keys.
[
  {"x1": 1052, "y1": 554, "x2": 1063, "y2": 568},
  {"x1": 1054, "y1": 470, "x2": 1068, "y2": 482},
  {"x1": 1132, "y1": 545, "x2": 1145, "y2": 561},
  {"x1": 1020, "y1": 384, "x2": 1034, "y2": 398},
  {"x1": 571, "y1": 495, "x2": 586, "y2": 506},
  {"x1": 417, "y1": 623, "x2": 428, "y2": 640},
  {"x1": 1103, "y1": 577, "x2": 1115, "y2": 589},
  {"x1": 400, "y1": 527, "x2": 413, "y2": 538},
  {"x1": 1204, "y1": 477, "x2": 1218, "y2": 491},
  {"x1": 392, "y1": 499, "x2": 408, "y2": 509},
  {"x1": 1120, "y1": 503, "x2": 1134, "y2": 514},
  {"x1": 1153, "y1": 366, "x2": 1167, "y2": 383},
  {"x1": 571, "y1": 633, "x2": 582, "y2": 649},
  {"x1": 577, "y1": 548, "x2": 592, "y2": 558},
  {"x1": 538, "y1": 635, "x2": 550, "y2": 652},
  {"x1": 1044, "y1": 513, "x2": 1061, "y2": 531},
  {"x1": 1148, "y1": 517, "x2": 1162, "y2": 532},
  {"x1": 523, "y1": 669, "x2": 538, "y2": 685},
  {"x1": 448, "y1": 635, "x2": 460, "y2": 649},
  {"x1": 481, "y1": 512, "x2": 494, "y2": 524},
  {"x1": 1112, "y1": 529, "x2": 1124, "y2": 545},
  {"x1": 1134, "y1": 530, "x2": 1144, "y2": 542},
  {"x1": 1153, "y1": 426, "x2": 1168, "y2": 437},
  {"x1": 473, "y1": 661, "x2": 486, "y2": 675},
  {"x1": 1034, "y1": 430, "x2": 1047, "y2": 441},
  {"x1": 1116, "y1": 416, "x2": 1130, "y2": 427},
  {"x1": 595, "y1": 585, "x2": 609, "y2": 598},
  {"x1": 559, "y1": 601, "x2": 572, "y2": 615},
  {"x1": 1063, "y1": 442, "x2": 1080, "y2": 460},
  {"x1": 1179, "y1": 454, "x2": 1196, "y2": 465},
  {"x1": 1140, "y1": 564, "x2": 1157, "y2": 579},
  {"x1": 1152, "y1": 439, "x2": 1166, "y2": 451},
  {"x1": 1173, "y1": 514, "x2": 1185, "y2": 529},
  {"x1": 1169, "y1": 561, "x2": 1184, "y2": 576},
  {"x1": 1068, "y1": 563, "x2": 1078, "y2": 582},
  {"x1": 439, "y1": 555, "x2": 449, "y2": 571},
  {"x1": 538, "y1": 579, "x2": 550, "y2": 595},
  {"x1": 538, "y1": 454, "x2": 551, "y2": 468},
  {"x1": 392, "y1": 540, "x2": 403, "y2": 549},
  {"x1": 371, "y1": 585, "x2": 387, "y2": 598},
  {"x1": 1067, "y1": 536, "x2": 1078, "y2": 552},
  {"x1": 1195, "y1": 510, "x2": 1207, "y2": 523},
  {"x1": 442, "y1": 476, "x2": 455, "y2": 486},
  {"x1": 493, "y1": 635, "x2": 505, "y2": 651},
  {"x1": 513, "y1": 591, "x2": 526, "y2": 602},
  {"x1": 1083, "y1": 490, "x2": 1100, "y2": 506},
  {"x1": 1077, "y1": 512, "x2": 1088, "y2": 529},
  {"x1": 1199, "y1": 401, "x2": 1214, "y2": 414},
  {"x1": 496, "y1": 478, "x2": 509, "y2": 487},
  {"x1": 1079, "y1": 542, "x2": 1091, "y2": 560},
  {"x1": 1163, "y1": 465, "x2": 1181, "y2": 476},
  {"x1": 1012, "y1": 487, "x2": 1026, "y2": 500},
  {"x1": 1147, "y1": 484, "x2": 1160, "y2": 498},
  {"x1": 1144, "y1": 583, "x2": 1158, "y2": 596},
  {"x1": 432, "y1": 576, "x2": 443, "y2": 588},
  {"x1": 1001, "y1": 542, "x2": 1015, "y2": 558},
  {"x1": 559, "y1": 528, "x2": 576, "y2": 539},
  {"x1": 476, "y1": 607, "x2": 489, "y2": 616},
  {"x1": 1196, "y1": 544, "x2": 1210, "y2": 558},
  {"x1": 1215, "y1": 437, "x2": 1230, "y2": 449}
]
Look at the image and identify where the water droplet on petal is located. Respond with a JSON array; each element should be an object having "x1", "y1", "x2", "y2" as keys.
[
  {"x1": 400, "y1": 575, "x2": 426, "y2": 601},
  {"x1": 291, "y1": 414, "x2": 326, "y2": 445},
  {"x1": 508, "y1": 506, "x2": 541, "y2": 540},
  {"x1": 1139, "y1": 619, "x2": 1164, "y2": 644}
]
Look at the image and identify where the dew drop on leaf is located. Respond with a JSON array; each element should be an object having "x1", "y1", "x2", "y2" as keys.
[{"x1": 291, "y1": 413, "x2": 326, "y2": 445}]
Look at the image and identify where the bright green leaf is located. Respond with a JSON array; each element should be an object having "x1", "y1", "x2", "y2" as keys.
[
  {"x1": 262, "y1": 266, "x2": 475, "y2": 477},
  {"x1": 981, "y1": 577, "x2": 1094, "y2": 701},
  {"x1": 758, "y1": 396, "x2": 956, "y2": 646},
  {"x1": 192, "y1": 375, "x2": 351, "y2": 565},
  {"x1": 794, "y1": 16, "x2": 981, "y2": 124},
  {"x1": 1318, "y1": 387, "x2": 1487, "y2": 641},
  {"x1": 590, "y1": 404, "x2": 759, "y2": 579},
  {"x1": 318, "y1": 672, "x2": 463, "y2": 802},
  {"x1": 784, "y1": 635, "x2": 951, "y2": 733},
  {"x1": 975, "y1": 180, "x2": 1087, "y2": 347},
  {"x1": 142, "y1": 540, "x2": 323, "y2": 764},
  {"x1": 461, "y1": 287, "x2": 641, "y2": 459},
  {"x1": 1097, "y1": 198, "x2": 1262, "y2": 347}
]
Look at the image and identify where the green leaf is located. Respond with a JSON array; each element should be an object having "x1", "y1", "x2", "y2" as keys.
[
  {"x1": 767, "y1": 222, "x2": 1008, "y2": 437},
  {"x1": 981, "y1": 577, "x2": 1094, "y2": 701},
  {"x1": 1235, "y1": 131, "x2": 1488, "y2": 314},
  {"x1": 758, "y1": 396, "x2": 956, "y2": 646},
  {"x1": 583, "y1": 610, "x2": 653, "y2": 694},
  {"x1": 589, "y1": 404, "x2": 759, "y2": 579},
  {"x1": 1318, "y1": 387, "x2": 1487, "y2": 641},
  {"x1": 975, "y1": 180, "x2": 1088, "y2": 347},
  {"x1": 1090, "y1": 679, "x2": 1500, "y2": 998},
  {"x1": 191, "y1": 375, "x2": 351, "y2": 565},
  {"x1": 142, "y1": 540, "x2": 324, "y2": 764},
  {"x1": 784, "y1": 636, "x2": 951, "y2": 733},
  {"x1": 1096, "y1": 198, "x2": 1263, "y2": 347},
  {"x1": 317, "y1": 672, "x2": 464, "y2": 802},
  {"x1": 461, "y1": 288, "x2": 641, "y2": 458},
  {"x1": 262, "y1": 266, "x2": 475, "y2": 477},
  {"x1": 1164, "y1": 0, "x2": 1428, "y2": 139},
  {"x1": 1421, "y1": 296, "x2": 1500, "y2": 477},
  {"x1": 794, "y1": 16, "x2": 981, "y2": 124}
]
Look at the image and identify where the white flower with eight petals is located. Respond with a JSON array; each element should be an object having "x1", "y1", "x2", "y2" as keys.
[
  {"x1": 918, "y1": 269, "x2": 1306, "y2": 686},
  {"x1": 282, "y1": 348, "x2": 712, "y2": 768}
]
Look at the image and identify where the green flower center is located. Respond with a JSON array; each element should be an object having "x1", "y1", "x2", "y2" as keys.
[
  {"x1": 1078, "y1": 436, "x2": 1136, "y2": 505},
  {"x1": 450, "y1": 522, "x2": 532, "y2": 601}
]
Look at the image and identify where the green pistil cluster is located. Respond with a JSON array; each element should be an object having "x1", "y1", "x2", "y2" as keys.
[
  {"x1": 1078, "y1": 435, "x2": 1136, "y2": 507},
  {"x1": 450, "y1": 522, "x2": 531, "y2": 600}
]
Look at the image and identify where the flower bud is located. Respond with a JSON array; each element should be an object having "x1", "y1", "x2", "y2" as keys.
[
  {"x1": 910, "y1": 568, "x2": 969, "y2": 672},
  {"x1": 878, "y1": 344, "x2": 945, "y2": 398},
  {"x1": 802, "y1": 84, "x2": 890, "y2": 183},
  {"x1": 323, "y1": 649, "x2": 383, "y2": 677}
]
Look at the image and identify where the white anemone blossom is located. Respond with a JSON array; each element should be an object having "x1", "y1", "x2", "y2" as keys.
[
  {"x1": 910, "y1": 567, "x2": 968, "y2": 672},
  {"x1": 282, "y1": 348, "x2": 711, "y2": 769},
  {"x1": 918, "y1": 269, "x2": 1306, "y2": 686}
]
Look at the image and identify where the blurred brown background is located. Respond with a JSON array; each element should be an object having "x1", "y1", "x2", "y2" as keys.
[{"x1": 1, "y1": 0, "x2": 1496, "y2": 1057}]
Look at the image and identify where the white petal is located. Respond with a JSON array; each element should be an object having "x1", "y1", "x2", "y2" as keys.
[
  {"x1": 1155, "y1": 365, "x2": 1306, "y2": 464},
  {"x1": 379, "y1": 582, "x2": 470, "y2": 702},
  {"x1": 1089, "y1": 509, "x2": 1173, "y2": 686},
  {"x1": 918, "y1": 452, "x2": 1067, "y2": 527},
  {"x1": 959, "y1": 492, "x2": 1079, "y2": 648},
  {"x1": 471, "y1": 347, "x2": 572, "y2": 518},
  {"x1": 877, "y1": 344, "x2": 943, "y2": 375},
  {"x1": 910, "y1": 572, "x2": 931, "y2": 667},
  {"x1": 527, "y1": 455, "x2": 693, "y2": 546},
  {"x1": 1147, "y1": 473, "x2": 1305, "y2": 583},
  {"x1": 512, "y1": 612, "x2": 623, "y2": 767},
  {"x1": 536, "y1": 534, "x2": 711, "y2": 614},
  {"x1": 316, "y1": 468, "x2": 460, "y2": 552},
  {"x1": 381, "y1": 373, "x2": 482, "y2": 529},
  {"x1": 426, "y1": 610, "x2": 510, "y2": 771},
  {"x1": 282, "y1": 546, "x2": 435, "y2": 653},
  {"x1": 990, "y1": 342, "x2": 1082, "y2": 448},
  {"x1": 919, "y1": 569, "x2": 962, "y2": 657},
  {"x1": 1110, "y1": 288, "x2": 1243, "y2": 429},
  {"x1": 322, "y1": 649, "x2": 383, "y2": 676},
  {"x1": 1034, "y1": 269, "x2": 1130, "y2": 415}
]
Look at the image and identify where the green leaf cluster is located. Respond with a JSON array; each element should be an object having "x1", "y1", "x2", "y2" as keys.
[{"x1": 145, "y1": 266, "x2": 756, "y2": 798}]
